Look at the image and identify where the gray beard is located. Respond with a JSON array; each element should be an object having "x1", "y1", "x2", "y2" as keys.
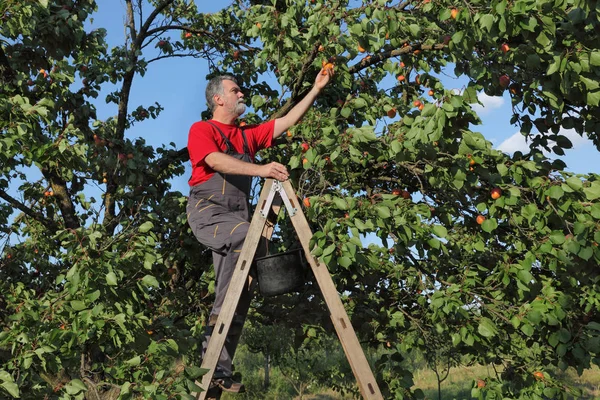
[{"x1": 234, "y1": 102, "x2": 246, "y2": 116}]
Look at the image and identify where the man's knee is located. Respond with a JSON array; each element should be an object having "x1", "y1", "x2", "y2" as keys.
[{"x1": 229, "y1": 223, "x2": 249, "y2": 251}]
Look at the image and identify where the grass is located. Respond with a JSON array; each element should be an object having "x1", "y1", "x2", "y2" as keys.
[{"x1": 413, "y1": 365, "x2": 600, "y2": 400}]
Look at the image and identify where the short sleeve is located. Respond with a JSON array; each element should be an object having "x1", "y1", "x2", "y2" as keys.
[
  {"x1": 244, "y1": 120, "x2": 275, "y2": 155},
  {"x1": 188, "y1": 122, "x2": 220, "y2": 167}
]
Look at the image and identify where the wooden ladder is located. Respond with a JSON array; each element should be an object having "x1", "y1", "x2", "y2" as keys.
[{"x1": 193, "y1": 179, "x2": 383, "y2": 399}]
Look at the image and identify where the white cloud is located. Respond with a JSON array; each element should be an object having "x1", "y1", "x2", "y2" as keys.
[
  {"x1": 497, "y1": 131, "x2": 530, "y2": 153},
  {"x1": 472, "y1": 93, "x2": 505, "y2": 115},
  {"x1": 496, "y1": 128, "x2": 593, "y2": 154}
]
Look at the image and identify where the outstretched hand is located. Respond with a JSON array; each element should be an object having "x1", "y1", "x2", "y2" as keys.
[{"x1": 314, "y1": 65, "x2": 334, "y2": 91}]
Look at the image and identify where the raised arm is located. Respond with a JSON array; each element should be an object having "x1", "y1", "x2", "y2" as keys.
[{"x1": 272, "y1": 67, "x2": 333, "y2": 139}]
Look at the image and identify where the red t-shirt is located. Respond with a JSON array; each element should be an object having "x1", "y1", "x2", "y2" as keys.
[{"x1": 187, "y1": 119, "x2": 275, "y2": 186}]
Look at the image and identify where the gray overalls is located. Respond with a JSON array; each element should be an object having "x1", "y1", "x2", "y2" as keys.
[{"x1": 186, "y1": 122, "x2": 263, "y2": 377}]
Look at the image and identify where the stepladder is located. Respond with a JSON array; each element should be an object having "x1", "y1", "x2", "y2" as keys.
[{"x1": 193, "y1": 179, "x2": 383, "y2": 400}]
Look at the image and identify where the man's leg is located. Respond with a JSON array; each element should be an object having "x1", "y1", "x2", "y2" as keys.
[{"x1": 203, "y1": 221, "x2": 255, "y2": 393}]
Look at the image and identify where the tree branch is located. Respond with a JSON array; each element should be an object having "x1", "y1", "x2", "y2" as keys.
[
  {"x1": 145, "y1": 25, "x2": 258, "y2": 52},
  {"x1": 41, "y1": 168, "x2": 80, "y2": 230},
  {"x1": 0, "y1": 44, "x2": 16, "y2": 85},
  {"x1": 349, "y1": 43, "x2": 447, "y2": 74},
  {"x1": 125, "y1": 0, "x2": 137, "y2": 46},
  {"x1": 135, "y1": 0, "x2": 175, "y2": 49},
  {"x1": 0, "y1": 189, "x2": 58, "y2": 231}
]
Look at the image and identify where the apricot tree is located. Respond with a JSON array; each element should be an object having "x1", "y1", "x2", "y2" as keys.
[{"x1": 1, "y1": 0, "x2": 599, "y2": 399}]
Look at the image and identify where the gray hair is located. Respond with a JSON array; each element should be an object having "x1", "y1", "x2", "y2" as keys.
[{"x1": 205, "y1": 75, "x2": 238, "y2": 112}]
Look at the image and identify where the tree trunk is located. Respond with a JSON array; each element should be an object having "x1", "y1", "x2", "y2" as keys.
[{"x1": 264, "y1": 351, "x2": 270, "y2": 389}]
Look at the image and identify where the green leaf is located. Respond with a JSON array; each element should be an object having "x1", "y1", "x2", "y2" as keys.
[
  {"x1": 251, "y1": 95, "x2": 265, "y2": 108},
  {"x1": 350, "y1": 23, "x2": 362, "y2": 35},
  {"x1": 521, "y1": 323, "x2": 534, "y2": 336},
  {"x1": 352, "y1": 98, "x2": 367, "y2": 109},
  {"x1": 337, "y1": 256, "x2": 352, "y2": 268},
  {"x1": 106, "y1": 272, "x2": 118, "y2": 286},
  {"x1": 125, "y1": 356, "x2": 141, "y2": 366},
  {"x1": 517, "y1": 269, "x2": 533, "y2": 284},
  {"x1": 409, "y1": 24, "x2": 421, "y2": 37},
  {"x1": 583, "y1": 182, "x2": 600, "y2": 200},
  {"x1": 481, "y1": 218, "x2": 498, "y2": 233},
  {"x1": 565, "y1": 176, "x2": 583, "y2": 190},
  {"x1": 333, "y1": 197, "x2": 347, "y2": 210},
  {"x1": 139, "y1": 221, "x2": 154, "y2": 233},
  {"x1": 66, "y1": 379, "x2": 88, "y2": 395},
  {"x1": 142, "y1": 275, "x2": 160, "y2": 288},
  {"x1": 185, "y1": 366, "x2": 208, "y2": 379},
  {"x1": 375, "y1": 206, "x2": 391, "y2": 219},
  {"x1": 478, "y1": 317, "x2": 497, "y2": 338},
  {"x1": 70, "y1": 300, "x2": 87, "y2": 311},
  {"x1": 1, "y1": 381, "x2": 19, "y2": 398},
  {"x1": 558, "y1": 328, "x2": 571, "y2": 343},
  {"x1": 480, "y1": 14, "x2": 494, "y2": 32},
  {"x1": 547, "y1": 185, "x2": 564, "y2": 200},
  {"x1": 549, "y1": 231, "x2": 566, "y2": 244},
  {"x1": 590, "y1": 51, "x2": 600, "y2": 66},
  {"x1": 497, "y1": 164, "x2": 508, "y2": 176},
  {"x1": 432, "y1": 225, "x2": 447, "y2": 238}
]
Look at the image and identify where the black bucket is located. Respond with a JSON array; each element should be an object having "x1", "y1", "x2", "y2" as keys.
[{"x1": 254, "y1": 249, "x2": 307, "y2": 297}]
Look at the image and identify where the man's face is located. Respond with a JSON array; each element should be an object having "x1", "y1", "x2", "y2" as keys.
[{"x1": 218, "y1": 79, "x2": 246, "y2": 117}]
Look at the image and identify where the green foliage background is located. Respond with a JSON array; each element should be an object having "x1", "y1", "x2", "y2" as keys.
[{"x1": 1, "y1": 0, "x2": 599, "y2": 399}]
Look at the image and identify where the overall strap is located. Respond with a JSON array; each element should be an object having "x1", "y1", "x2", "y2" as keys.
[
  {"x1": 206, "y1": 121, "x2": 234, "y2": 154},
  {"x1": 239, "y1": 127, "x2": 251, "y2": 156}
]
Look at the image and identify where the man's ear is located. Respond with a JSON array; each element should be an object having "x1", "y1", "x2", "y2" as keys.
[{"x1": 213, "y1": 94, "x2": 224, "y2": 107}]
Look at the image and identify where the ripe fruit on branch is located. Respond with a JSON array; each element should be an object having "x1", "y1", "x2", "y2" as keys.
[
  {"x1": 387, "y1": 108, "x2": 397, "y2": 118},
  {"x1": 500, "y1": 43, "x2": 510, "y2": 53},
  {"x1": 301, "y1": 142, "x2": 309, "y2": 152},
  {"x1": 491, "y1": 188, "x2": 502, "y2": 200},
  {"x1": 158, "y1": 40, "x2": 166, "y2": 47},
  {"x1": 477, "y1": 379, "x2": 486, "y2": 388},
  {"x1": 533, "y1": 371, "x2": 544, "y2": 380},
  {"x1": 499, "y1": 74, "x2": 510, "y2": 88},
  {"x1": 318, "y1": 44, "x2": 325, "y2": 52},
  {"x1": 357, "y1": 44, "x2": 366, "y2": 53},
  {"x1": 450, "y1": 8, "x2": 459, "y2": 19},
  {"x1": 321, "y1": 62, "x2": 334, "y2": 75},
  {"x1": 185, "y1": 32, "x2": 192, "y2": 38},
  {"x1": 397, "y1": 75, "x2": 406, "y2": 82},
  {"x1": 476, "y1": 215, "x2": 486, "y2": 225},
  {"x1": 392, "y1": 188, "x2": 402, "y2": 196},
  {"x1": 233, "y1": 50, "x2": 240, "y2": 60},
  {"x1": 303, "y1": 197, "x2": 310, "y2": 207},
  {"x1": 413, "y1": 100, "x2": 422, "y2": 108},
  {"x1": 428, "y1": 89, "x2": 434, "y2": 96},
  {"x1": 302, "y1": 158, "x2": 308, "y2": 165},
  {"x1": 401, "y1": 190, "x2": 411, "y2": 199}
]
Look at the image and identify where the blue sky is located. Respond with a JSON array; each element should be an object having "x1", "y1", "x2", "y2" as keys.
[{"x1": 90, "y1": 0, "x2": 599, "y2": 197}]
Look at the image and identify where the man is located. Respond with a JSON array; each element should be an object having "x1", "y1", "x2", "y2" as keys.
[{"x1": 186, "y1": 67, "x2": 333, "y2": 395}]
